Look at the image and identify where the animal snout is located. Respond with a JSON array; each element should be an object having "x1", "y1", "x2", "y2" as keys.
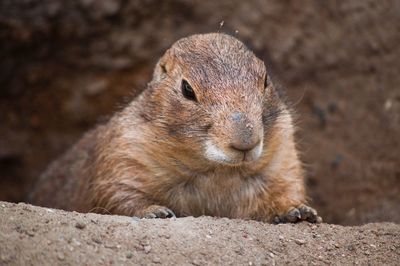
[
  {"x1": 230, "y1": 138, "x2": 260, "y2": 152},
  {"x1": 229, "y1": 112, "x2": 262, "y2": 153}
]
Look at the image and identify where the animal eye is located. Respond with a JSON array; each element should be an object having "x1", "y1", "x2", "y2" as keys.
[{"x1": 181, "y1": 79, "x2": 197, "y2": 101}]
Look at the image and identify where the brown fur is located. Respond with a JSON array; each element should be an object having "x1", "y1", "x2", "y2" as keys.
[{"x1": 29, "y1": 33, "x2": 318, "y2": 223}]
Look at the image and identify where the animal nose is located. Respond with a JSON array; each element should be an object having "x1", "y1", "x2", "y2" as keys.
[{"x1": 229, "y1": 112, "x2": 261, "y2": 152}]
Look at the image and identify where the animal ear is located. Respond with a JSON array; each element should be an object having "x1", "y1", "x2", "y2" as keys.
[{"x1": 154, "y1": 49, "x2": 176, "y2": 81}]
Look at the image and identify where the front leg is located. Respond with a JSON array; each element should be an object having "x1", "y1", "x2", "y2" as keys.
[
  {"x1": 90, "y1": 174, "x2": 176, "y2": 219},
  {"x1": 267, "y1": 178, "x2": 322, "y2": 224}
]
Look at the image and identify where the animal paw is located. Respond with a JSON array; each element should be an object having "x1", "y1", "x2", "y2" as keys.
[
  {"x1": 274, "y1": 204, "x2": 322, "y2": 224},
  {"x1": 141, "y1": 205, "x2": 176, "y2": 219}
]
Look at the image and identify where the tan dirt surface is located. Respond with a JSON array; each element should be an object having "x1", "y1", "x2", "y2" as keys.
[
  {"x1": 0, "y1": 201, "x2": 399, "y2": 265},
  {"x1": 1, "y1": 1, "x2": 399, "y2": 226}
]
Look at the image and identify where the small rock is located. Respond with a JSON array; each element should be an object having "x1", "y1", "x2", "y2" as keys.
[
  {"x1": 75, "y1": 221, "x2": 86, "y2": 229},
  {"x1": 312, "y1": 233, "x2": 320, "y2": 238},
  {"x1": 144, "y1": 245, "x2": 151, "y2": 254},
  {"x1": 105, "y1": 243, "x2": 116, "y2": 249},
  {"x1": 126, "y1": 252, "x2": 133, "y2": 259},
  {"x1": 57, "y1": 252, "x2": 65, "y2": 261},
  {"x1": 268, "y1": 252, "x2": 275, "y2": 258},
  {"x1": 347, "y1": 245, "x2": 355, "y2": 251},
  {"x1": 153, "y1": 257, "x2": 161, "y2": 264},
  {"x1": 310, "y1": 224, "x2": 318, "y2": 229},
  {"x1": 92, "y1": 237, "x2": 102, "y2": 244},
  {"x1": 294, "y1": 239, "x2": 306, "y2": 245},
  {"x1": 235, "y1": 247, "x2": 245, "y2": 255},
  {"x1": 140, "y1": 239, "x2": 150, "y2": 246}
]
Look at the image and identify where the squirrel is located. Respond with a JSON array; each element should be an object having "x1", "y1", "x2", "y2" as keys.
[{"x1": 29, "y1": 33, "x2": 321, "y2": 223}]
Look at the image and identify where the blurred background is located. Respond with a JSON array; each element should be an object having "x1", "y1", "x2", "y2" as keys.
[{"x1": 0, "y1": 0, "x2": 399, "y2": 225}]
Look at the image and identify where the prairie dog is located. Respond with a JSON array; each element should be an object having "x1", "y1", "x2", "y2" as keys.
[{"x1": 30, "y1": 33, "x2": 320, "y2": 223}]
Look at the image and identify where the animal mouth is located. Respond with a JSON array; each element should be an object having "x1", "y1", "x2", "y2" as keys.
[{"x1": 204, "y1": 139, "x2": 263, "y2": 166}]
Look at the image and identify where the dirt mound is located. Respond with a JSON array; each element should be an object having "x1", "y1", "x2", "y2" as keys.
[
  {"x1": 1, "y1": 0, "x2": 399, "y2": 225},
  {"x1": 0, "y1": 201, "x2": 399, "y2": 265}
]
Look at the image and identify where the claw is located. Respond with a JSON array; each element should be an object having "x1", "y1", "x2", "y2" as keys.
[
  {"x1": 166, "y1": 209, "x2": 176, "y2": 218},
  {"x1": 144, "y1": 212, "x2": 157, "y2": 219},
  {"x1": 275, "y1": 205, "x2": 320, "y2": 224},
  {"x1": 141, "y1": 205, "x2": 176, "y2": 219}
]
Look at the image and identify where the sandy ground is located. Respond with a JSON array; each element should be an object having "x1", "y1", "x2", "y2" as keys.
[{"x1": 0, "y1": 201, "x2": 399, "y2": 265}]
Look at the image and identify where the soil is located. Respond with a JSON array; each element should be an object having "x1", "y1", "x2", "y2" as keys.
[{"x1": 0, "y1": 201, "x2": 399, "y2": 265}]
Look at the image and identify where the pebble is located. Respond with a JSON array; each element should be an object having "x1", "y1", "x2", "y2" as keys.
[
  {"x1": 105, "y1": 243, "x2": 117, "y2": 249},
  {"x1": 126, "y1": 252, "x2": 133, "y2": 259},
  {"x1": 235, "y1": 247, "x2": 245, "y2": 255},
  {"x1": 294, "y1": 239, "x2": 306, "y2": 245},
  {"x1": 57, "y1": 252, "x2": 65, "y2": 261},
  {"x1": 75, "y1": 221, "x2": 86, "y2": 229},
  {"x1": 140, "y1": 239, "x2": 150, "y2": 246},
  {"x1": 144, "y1": 245, "x2": 152, "y2": 254},
  {"x1": 153, "y1": 257, "x2": 161, "y2": 264},
  {"x1": 312, "y1": 233, "x2": 320, "y2": 238},
  {"x1": 92, "y1": 237, "x2": 102, "y2": 244},
  {"x1": 268, "y1": 252, "x2": 275, "y2": 258}
]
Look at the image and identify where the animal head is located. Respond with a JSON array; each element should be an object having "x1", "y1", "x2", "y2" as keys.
[{"x1": 143, "y1": 33, "x2": 285, "y2": 168}]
